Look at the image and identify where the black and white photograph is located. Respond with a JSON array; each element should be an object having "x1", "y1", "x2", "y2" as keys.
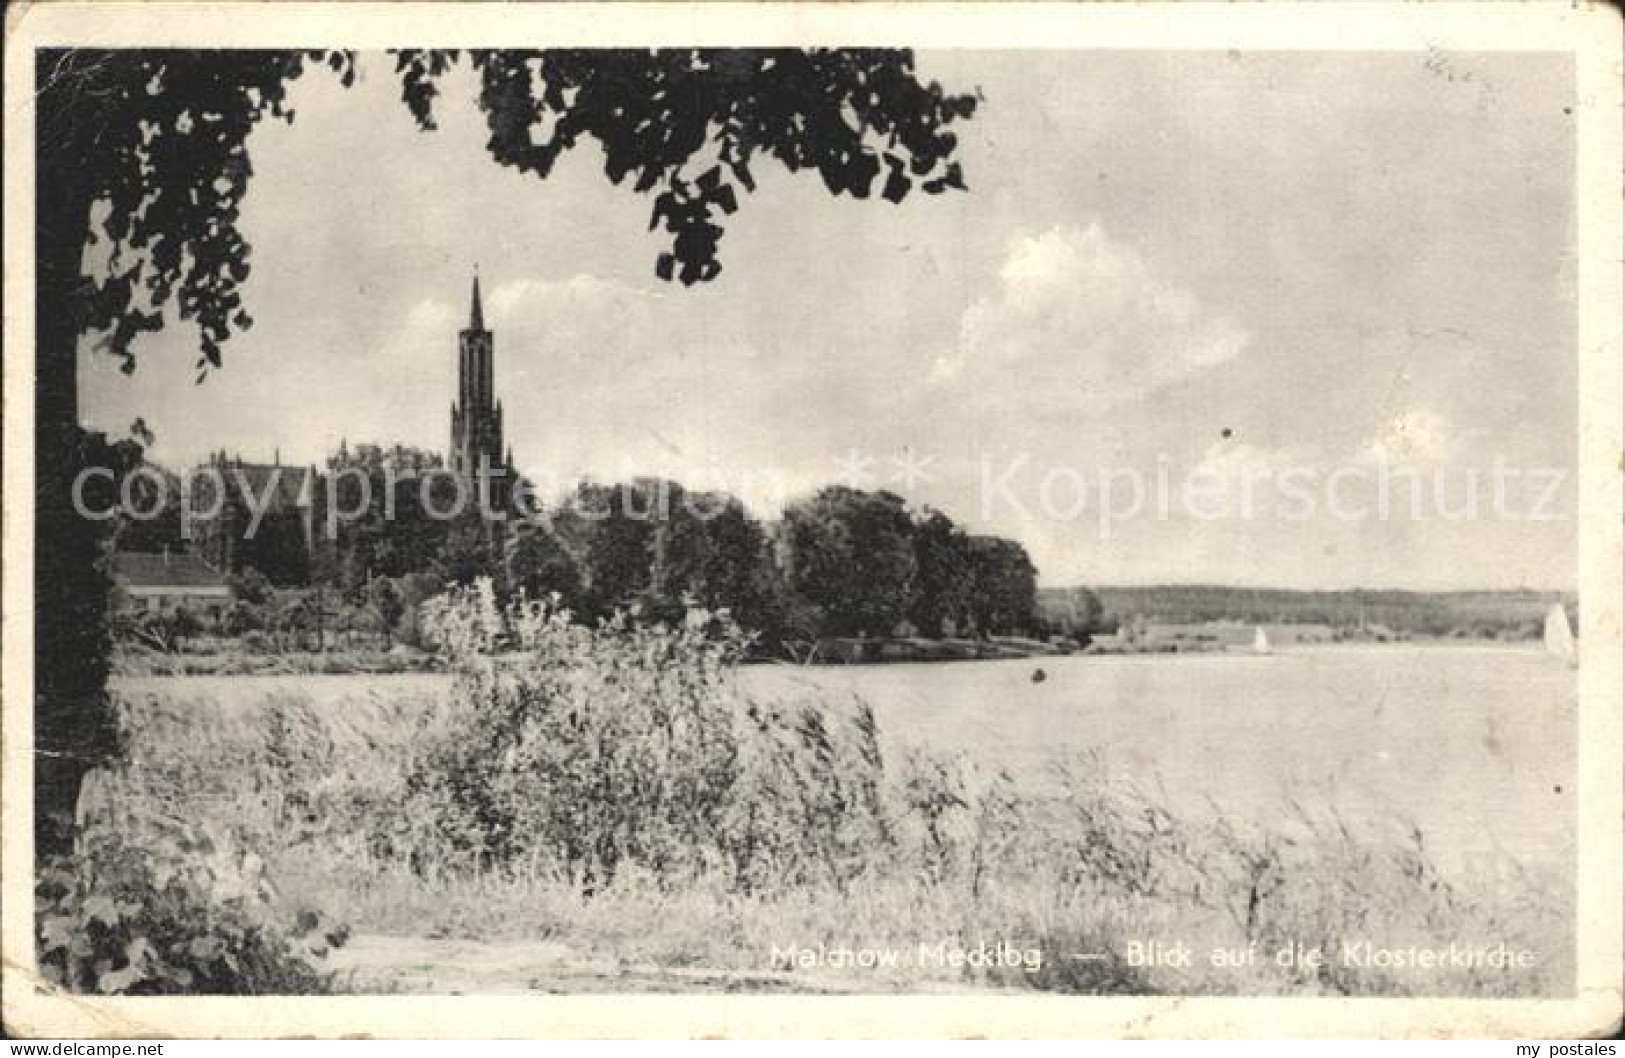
[{"x1": 3, "y1": 1, "x2": 1620, "y2": 1040}]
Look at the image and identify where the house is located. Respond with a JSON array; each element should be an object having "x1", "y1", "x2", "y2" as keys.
[
  {"x1": 191, "y1": 452, "x2": 318, "y2": 585},
  {"x1": 1145, "y1": 622, "x2": 1255, "y2": 648},
  {"x1": 1363, "y1": 622, "x2": 1401, "y2": 643},
  {"x1": 1266, "y1": 623, "x2": 1335, "y2": 644},
  {"x1": 110, "y1": 550, "x2": 231, "y2": 621},
  {"x1": 814, "y1": 636, "x2": 881, "y2": 664},
  {"x1": 1141, "y1": 621, "x2": 1338, "y2": 649}
]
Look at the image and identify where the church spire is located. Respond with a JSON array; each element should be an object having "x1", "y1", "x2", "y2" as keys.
[{"x1": 468, "y1": 267, "x2": 485, "y2": 332}]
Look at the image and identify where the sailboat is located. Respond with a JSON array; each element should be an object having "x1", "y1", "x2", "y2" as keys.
[
  {"x1": 1251, "y1": 626, "x2": 1272, "y2": 655},
  {"x1": 1543, "y1": 604, "x2": 1578, "y2": 667}
]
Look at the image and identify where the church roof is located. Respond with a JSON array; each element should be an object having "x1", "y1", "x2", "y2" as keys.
[
  {"x1": 231, "y1": 464, "x2": 311, "y2": 512},
  {"x1": 468, "y1": 270, "x2": 485, "y2": 332},
  {"x1": 202, "y1": 458, "x2": 314, "y2": 513}
]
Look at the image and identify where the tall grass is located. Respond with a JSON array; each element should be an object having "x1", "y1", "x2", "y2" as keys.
[{"x1": 96, "y1": 583, "x2": 1569, "y2": 996}]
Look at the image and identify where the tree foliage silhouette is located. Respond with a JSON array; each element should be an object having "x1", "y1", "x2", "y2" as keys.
[
  {"x1": 32, "y1": 48, "x2": 977, "y2": 853},
  {"x1": 783, "y1": 487, "x2": 920, "y2": 638}
]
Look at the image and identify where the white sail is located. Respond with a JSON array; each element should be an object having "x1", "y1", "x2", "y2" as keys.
[
  {"x1": 1543, "y1": 604, "x2": 1577, "y2": 665},
  {"x1": 1252, "y1": 627, "x2": 1272, "y2": 655}
]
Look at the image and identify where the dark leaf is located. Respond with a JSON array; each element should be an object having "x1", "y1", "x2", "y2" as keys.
[
  {"x1": 882, "y1": 163, "x2": 909, "y2": 204},
  {"x1": 39, "y1": 46, "x2": 976, "y2": 377}
]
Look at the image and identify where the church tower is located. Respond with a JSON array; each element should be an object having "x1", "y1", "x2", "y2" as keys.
[{"x1": 448, "y1": 270, "x2": 508, "y2": 498}]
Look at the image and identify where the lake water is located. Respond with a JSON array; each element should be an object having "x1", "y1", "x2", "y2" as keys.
[
  {"x1": 118, "y1": 644, "x2": 1577, "y2": 878},
  {"x1": 741, "y1": 645, "x2": 1577, "y2": 876}
]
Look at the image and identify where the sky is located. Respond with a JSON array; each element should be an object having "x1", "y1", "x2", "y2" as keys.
[{"x1": 79, "y1": 50, "x2": 1577, "y2": 590}]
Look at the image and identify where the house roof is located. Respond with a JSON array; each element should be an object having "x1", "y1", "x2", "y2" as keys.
[
  {"x1": 110, "y1": 551, "x2": 229, "y2": 591},
  {"x1": 190, "y1": 459, "x2": 314, "y2": 514},
  {"x1": 224, "y1": 464, "x2": 312, "y2": 513}
]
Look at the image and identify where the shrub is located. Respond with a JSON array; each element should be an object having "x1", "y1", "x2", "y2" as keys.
[
  {"x1": 409, "y1": 581, "x2": 887, "y2": 887},
  {"x1": 221, "y1": 600, "x2": 266, "y2": 637},
  {"x1": 722, "y1": 694, "x2": 888, "y2": 892},
  {"x1": 36, "y1": 815, "x2": 344, "y2": 995},
  {"x1": 229, "y1": 566, "x2": 274, "y2": 606},
  {"x1": 103, "y1": 667, "x2": 1565, "y2": 996}
]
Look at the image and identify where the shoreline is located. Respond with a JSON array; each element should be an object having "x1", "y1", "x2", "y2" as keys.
[{"x1": 107, "y1": 637, "x2": 1561, "y2": 683}]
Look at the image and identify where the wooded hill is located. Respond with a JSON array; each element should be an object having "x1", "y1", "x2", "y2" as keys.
[{"x1": 1039, "y1": 585, "x2": 1575, "y2": 639}]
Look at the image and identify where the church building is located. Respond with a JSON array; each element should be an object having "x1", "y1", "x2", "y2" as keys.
[{"x1": 448, "y1": 271, "x2": 515, "y2": 509}]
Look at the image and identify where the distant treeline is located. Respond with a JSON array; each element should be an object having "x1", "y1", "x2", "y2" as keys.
[
  {"x1": 115, "y1": 444, "x2": 1045, "y2": 652},
  {"x1": 1039, "y1": 584, "x2": 1575, "y2": 640}
]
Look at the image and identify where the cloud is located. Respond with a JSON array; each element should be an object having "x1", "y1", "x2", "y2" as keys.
[
  {"x1": 1191, "y1": 438, "x2": 1311, "y2": 482},
  {"x1": 940, "y1": 224, "x2": 1248, "y2": 409},
  {"x1": 401, "y1": 298, "x2": 458, "y2": 343},
  {"x1": 457, "y1": 272, "x2": 815, "y2": 506},
  {"x1": 488, "y1": 274, "x2": 628, "y2": 321},
  {"x1": 1358, "y1": 407, "x2": 1461, "y2": 466}
]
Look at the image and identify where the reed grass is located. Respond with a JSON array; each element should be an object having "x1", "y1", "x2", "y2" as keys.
[{"x1": 97, "y1": 589, "x2": 1569, "y2": 996}]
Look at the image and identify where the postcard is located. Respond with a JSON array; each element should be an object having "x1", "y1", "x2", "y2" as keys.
[{"x1": 3, "y1": 1, "x2": 1620, "y2": 1039}]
